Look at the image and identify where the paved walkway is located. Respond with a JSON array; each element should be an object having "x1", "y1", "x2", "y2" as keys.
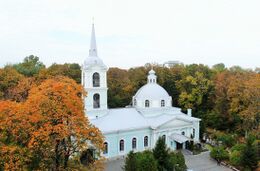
[
  {"x1": 184, "y1": 151, "x2": 232, "y2": 171},
  {"x1": 104, "y1": 157, "x2": 124, "y2": 171},
  {"x1": 104, "y1": 151, "x2": 232, "y2": 171}
]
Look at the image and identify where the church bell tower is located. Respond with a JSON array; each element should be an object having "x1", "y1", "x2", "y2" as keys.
[{"x1": 82, "y1": 22, "x2": 108, "y2": 117}]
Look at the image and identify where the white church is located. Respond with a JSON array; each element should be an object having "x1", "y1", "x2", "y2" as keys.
[{"x1": 81, "y1": 23, "x2": 201, "y2": 158}]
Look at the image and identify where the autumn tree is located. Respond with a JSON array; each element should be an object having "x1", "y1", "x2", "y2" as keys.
[
  {"x1": 207, "y1": 71, "x2": 234, "y2": 130},
  {"x1": 228, "y1": 72, "x2": 260, "y2": 135},
  {"x1": 0, "y1": 67, "x2": 24, "y2": 100},
  {"x1": 0, "y1": 77, "x2": 104, "y2": 170},
  {"x1": 38, "y1": 63, "x2": 81, "y2": 84},
  {"x1": 7, "y1": 77, "x2": 35, "y2": 102}
]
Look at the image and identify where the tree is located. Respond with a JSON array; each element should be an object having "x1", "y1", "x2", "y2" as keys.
[
  {"x1": 153, "y1": 136, "x2": 170, "y2": 171},
  {"x1": 7, "y1": 77, "x2": 35, "y2": 102},
  {"x1": 177, "y1": 71, "x2": 213, "y2": 114},
  {"x1": 13, "y1": 55, "x2": 45, "y2": 77},
  {"x1": 107, "y1": 68, "x2": 134, "y2": 108},
  {"x1": 136, "y1": 150, "x2": 157, "y2": 171},
  {"x1": 0, "y1": 77, "x2": 104, "y2": 170},
  {"x1": 38, "y1": 63, "x2": 81, "y2": 84},
  {"x1": 212, "y1": 63, "x2": 226, "y2": 73},
  {"x1": 0, "y1": 67, "x2": 24, "y2": 100},
  {"x1": 240, "y1": 135, "x2": 258, "y2": 170},
  {"x1": 124, "y1": 151, "x2": 138, "y2": 171},
  {"x1": 227, "y1": 72, "x2": 260, "y2": 135}
]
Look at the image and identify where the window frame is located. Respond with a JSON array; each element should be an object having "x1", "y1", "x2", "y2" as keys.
[
  {"x1": 103, "y1": 142, "x2": 108, "y2": 155},
  {"x1": 145, "y1": 100, "x2": 150, "y2": 107},
  {"x1": 144, "y1": 136, "x2": 148, "y2": 147},
  {"x1": 161, "y1": 100, "x2": 165, "y2": 107},
  {"x1": 119, "y1": 139, "x2": 124, "y2": 152},
  {"x1": 92, "y1": 72, "x2": 100, "y2": 87},
  {"x1": 132, "y1": 137, "x2": 137, "y2": 150},
  {"x1": 93, "y1": 93, "x2": 100, "y2": 108}
]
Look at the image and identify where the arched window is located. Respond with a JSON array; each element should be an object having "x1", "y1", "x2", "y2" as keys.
[
  {"x1": 93, "y1": 93, "x2": 100, "y2": 108},
  {"x1": 144, "y1": 136, "x2": 148, "y2": 147},
  {"x1": 132, "y1": 138, "x2": 137, "y2": 150},
  {"x1": 162, "y1": 135, "x2": 166, "y2": 143},
  {"x1": 103, "y1": 142, "x2": 108, "y2": 154},
  {"x1": 93, "y1": 72, "x2": 100, "y2": 87},
  {"x1": 145, "y1": 100, "x2": 150, "y2": 107},
  {"x1": 134, "y1": 99, "x2": 137, "y2": 106},
  {"x1": 182, "y1": 131, "x2": 185, "y2": 135},
  {"x1": 119, "y1": 139, "x2": 124, "y2": 152},
  {"x1": 161, "y1": 100, "x2": 165, "y2": 107}
]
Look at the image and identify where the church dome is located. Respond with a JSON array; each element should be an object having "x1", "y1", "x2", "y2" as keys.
[
  {"x1": 133, "y1": 70, "x2": 172, "y2": 108},
  {"x1": 134, "y1": 84, "x2": 170, "y2": 100}
]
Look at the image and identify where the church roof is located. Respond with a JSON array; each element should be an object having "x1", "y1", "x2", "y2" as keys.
[{"x1": 90, "y1": 107, "x2": 200, "y2": 134}]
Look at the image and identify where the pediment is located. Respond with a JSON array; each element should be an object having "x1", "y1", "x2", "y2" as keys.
[{"x1": 158, "y1": 118, "x2": 192, "y2": 129}]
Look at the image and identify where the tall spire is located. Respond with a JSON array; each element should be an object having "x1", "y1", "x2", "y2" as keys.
[{"x1": 89, "y1": 21, "x2": 98, "y2": 57}]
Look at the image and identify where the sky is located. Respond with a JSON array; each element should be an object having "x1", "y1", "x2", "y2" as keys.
[{"x1": 0, "y1": 0, "x2": 260, "y2": 69}]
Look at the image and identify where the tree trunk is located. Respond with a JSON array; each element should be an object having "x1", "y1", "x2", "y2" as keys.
[{"x1": 55, "y1": 140, "x2": 60, "y2": 171}]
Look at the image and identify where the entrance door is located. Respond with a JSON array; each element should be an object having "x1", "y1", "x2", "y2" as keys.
[{"x1": 176, "y1": 141, "x2": 183, "y2": 150}]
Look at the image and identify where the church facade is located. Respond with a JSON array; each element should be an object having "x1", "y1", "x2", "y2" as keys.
[{"x1": 82, "y1": 24, "x2": 201, "y2": 159}]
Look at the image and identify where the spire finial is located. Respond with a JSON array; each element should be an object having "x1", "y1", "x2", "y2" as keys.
[{"x1": 89, "y1": 20, "x2": 98, "y2": 57}]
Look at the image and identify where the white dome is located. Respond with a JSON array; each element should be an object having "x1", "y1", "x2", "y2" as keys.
[
  {"x1": 134, "y1": 84, "x2": 170, "y2": 100},
  {"x1": 84, "y1": 56, "x2": 107, "y2": 69},
  {"x1": 133, "y1": 69, "x2": 172, "y2": 108}
]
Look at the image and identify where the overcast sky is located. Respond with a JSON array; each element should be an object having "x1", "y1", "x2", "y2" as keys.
[{"x1": 0, "y1": 0, "x2": 260, "y2": 69}]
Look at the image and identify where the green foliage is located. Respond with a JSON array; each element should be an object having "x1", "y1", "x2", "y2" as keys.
[
  {"x1": 124, "y1": 138, "x2": 187, "y2": 171},
  {"x1": 153, "y1": 136, "x2": 170, "y2": 171},
  {"x1": 216, "y1": 134, "x2": 236, "y2": 148},
  {"x1": 107, "y1": 68, "x2": 135, "y2": 108},
  {"x1": 210, "y1": 146, "x2": 229, "y2": 162},
  {"x1": 230, "y1": 150, "x2": 242, "y2": 166},
  {"x1": 167, "y1": 151, "x2": 187, "y2": 171},
  {"x1": 240, "y1": 135, "x2": 258, "y2": 170},
  {"x1": 177, "y1": 70, "x2": 214, "y2": 115},
  {"x1": 124, "y1": 151, "x2": 138, "y2": 171},
  {"x1": 13, "y1": 55, "x2": 45, "y2": 77},
  {"x1": 136, "y1": 150, "x2": 157, "y2": 171},
  {"x1": 230, "y1": 143, "x2": 246, "y2": 152},
  {"x1": 212, "y1": 63, "x2": 226, "y2": 73}
]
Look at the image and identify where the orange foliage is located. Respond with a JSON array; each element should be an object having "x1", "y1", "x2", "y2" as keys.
[{"x1": 0, "y1": 76, "x2": 104, "y2": 170}]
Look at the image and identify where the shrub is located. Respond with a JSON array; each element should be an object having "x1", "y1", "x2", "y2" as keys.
[
  {"x1": 230, "y1": 150, "x2": 242, "y2": 166},
  {"x1": 167, "y1": 151, "x2": 187, "y2": 171},
  {"x1": 240, "y1": 136, "x2": 258, "y2": 170},
  {"x1": 210, "y1": 146, "x2": 229, "y2": 163}
]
